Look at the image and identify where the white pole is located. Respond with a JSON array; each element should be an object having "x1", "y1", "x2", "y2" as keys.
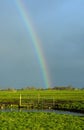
[{"x1": 20, "y1": 94, "x2": 21, "y2": 106}]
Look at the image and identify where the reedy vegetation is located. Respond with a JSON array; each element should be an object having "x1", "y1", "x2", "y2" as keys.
[{"x1": 0, "y1": 112, "x2": 84, "y2": 130}]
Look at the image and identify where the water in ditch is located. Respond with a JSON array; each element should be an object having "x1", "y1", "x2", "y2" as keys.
[{"x1": 0, "y1": 108, "x2": 84, "y2": 116}]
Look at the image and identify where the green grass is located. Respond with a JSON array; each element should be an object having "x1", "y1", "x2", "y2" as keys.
[
  {"x1": 0, "y1": 89, "x2": 84, "y2": 101},
  {"x1": 0, "y1": 89, "x2": 84, "y2": 112},
  {"x1": 0, "y1": 90, "x2": 84, "y2": 129},
  {"x1": 0, "y1": 112, "x2": 84, "y2": 130}
]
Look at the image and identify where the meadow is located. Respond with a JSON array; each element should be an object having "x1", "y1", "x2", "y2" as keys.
[
  {"x1": 0, "y1": 89, "x2": 84, "y2": 112},
  {"x1": 0, "y1": 89, "x2": 84, "y2": 101},
  {"x1": 0, "y1": 89, "x2": 84, "y2": 130}
]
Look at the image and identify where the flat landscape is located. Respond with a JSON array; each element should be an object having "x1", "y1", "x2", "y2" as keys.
[
  {"x1": 0, "y1": 0, "x2": 84, "y2": 129},
  {"x1": 0, "y1": 89, "x2": 84, "y2": 111},
  {"x1": 0, "y1": 89, "x2": 84, "y2": 130}
]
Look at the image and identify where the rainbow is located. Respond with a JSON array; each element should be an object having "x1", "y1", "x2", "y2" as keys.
[{"x1": 15, "y1": 0, "x2": 51, "y2": 88}]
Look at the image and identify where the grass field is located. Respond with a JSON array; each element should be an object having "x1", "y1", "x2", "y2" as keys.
[
  {"x1": 0, "y1": 89, "x2": 84, "y2": 100},
  {"x1": 0, "y1": 89, "x2": 84, "y2": 112},
  {"x1": 0, "y1": 112, "x2": 84, "y2": 130},
  {"x1": 0, "y1": 90, "x2": 84, "y2": 130}
]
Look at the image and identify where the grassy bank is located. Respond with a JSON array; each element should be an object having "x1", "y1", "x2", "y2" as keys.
[{"x1": 0, "y1": 112, "x2": 84, "y2": 130}]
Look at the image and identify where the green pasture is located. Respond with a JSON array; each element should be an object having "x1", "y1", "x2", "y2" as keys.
[
  {"x1": 0, "y1": 89, "x2": 84, "y2": 101},
  {"x1": 0, "y1": 90, "x2": 84, "y2": 112}
]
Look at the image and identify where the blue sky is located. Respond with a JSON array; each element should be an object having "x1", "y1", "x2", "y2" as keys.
[{"x1": 0, "y1": 0, "x2": 84, "y2": 88}]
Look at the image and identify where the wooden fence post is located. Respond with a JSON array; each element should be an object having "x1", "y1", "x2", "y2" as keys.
[{"x1": 20, "y1": 94, "x2": 21, "y2": 106}]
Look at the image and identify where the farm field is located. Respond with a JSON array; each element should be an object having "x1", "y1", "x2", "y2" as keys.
[
  {"x1": 0, "y1": 90, "x2": 84, "y2": 130},
  {"x1": 0, "y1": 112, "x2": 84, "y2": 130},
  {"x1": 0, "y1": 89, "x2": 84, "y2": 101},
  {"x1": 0, "y1": 89, "x2": 84, "y2": 112}
]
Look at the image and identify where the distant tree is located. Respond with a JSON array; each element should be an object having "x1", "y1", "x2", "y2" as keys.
[
  {"x1": 52, "y1": 85, "x2": 75, "y2": 90},
  {"x1": 23, "y1": 86, "x2": 37, "y2": 90},
  {"x1": 3, "y1": 87, "x2": 17, "y2": 92}
]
